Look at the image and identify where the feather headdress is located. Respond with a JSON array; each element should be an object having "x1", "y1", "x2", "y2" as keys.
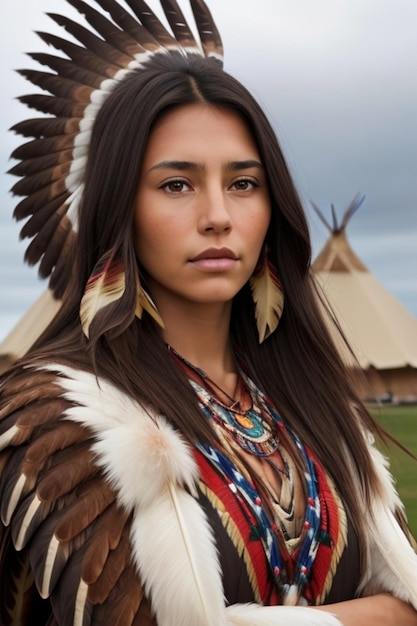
[{"x1": 9, "y1": 0, "x2": 223, "y2": 299}]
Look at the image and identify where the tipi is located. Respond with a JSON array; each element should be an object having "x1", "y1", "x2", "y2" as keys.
[
  {"x1": 0, "y1": 289, "x2": 61, "y2": 373},
  {"x1": 312, "y1": 194, "x2": 417, "y2": 403}
]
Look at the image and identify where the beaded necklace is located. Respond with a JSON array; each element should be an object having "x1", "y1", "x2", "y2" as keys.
[
  {"x1": 168, "y1": 346, "x2": 323, "y2": 604},
  {"x1": 167, "y1": 344, "x2": 279, "y2": 456},
  {"x1": 196, "y1": 378, "x2": 322, "y2": 605}
]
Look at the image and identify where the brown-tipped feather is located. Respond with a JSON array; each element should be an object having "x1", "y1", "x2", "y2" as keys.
[
  {"x1": 38, "y1": 218, "x2": 73, "y2": 281},
  {"x1": 24, "y1": 215, "x2": 69, "y2": 267},
  {"x1": 65, "y1": 0, "x2": 145, "y2": 59},
  {"x1": 20, "y1": 198, "x2": 70, "y2": 239},
  {"x1": 190, "y1": 0, "x2": 223, "y2": 61},
  {"x1": 37, "y1": 30, "x2": 122, "y2": 78},
  {"x1": 48, "y1": 12, "x2": 133, "y2": 68},
  {"x1": 11, "y1": 117, "x2": 82, "y2": 140},
  {"x1": 11, "y1": 135, "x2": 76, "y2": 161},
  {"x1": 9, "y1": 148, "x2": 74, "y2": 177},
  {"x1": 15, "y1": 164, "x2": 73, "y2": 206},
  {"x1": 18, "y1": 93, "x2": 87, "y2": 119},
  {"x1": 124, "y1": 0, "x2": 181, "y2": 50},
  {"x1": 160, "y1": 0, "x2": 199, "y2": 50},
  {"x1": 96, "y1": 0, "x2": 161, "y2": 50},
  {"x1": 28, "y1": 52, "x2": 108, "y2": 90},
  {"x1": 17, "y1": 69, "x2": 95, "y2": 103},
  {"x1": 13, "y1": 191, "x2": 69, "y2": 225},
  {"x1": 48, "y1": 229, "x2": 77, "y2": 298}
]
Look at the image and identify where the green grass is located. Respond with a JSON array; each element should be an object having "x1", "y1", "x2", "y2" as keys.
[{"x1": 370, "y1": 404, "x2": 417, "y2": 537}]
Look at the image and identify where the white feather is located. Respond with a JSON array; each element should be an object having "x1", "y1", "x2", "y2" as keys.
[
  {"x1": 41, "y1": 535, "x2": 60, "y2": 599},
  {"x1": 43, "y1": 364, "x2": 226, "y2": 626},
  {"x1": 133, "y1": 487, "x2": 226, "y2": 626},
  {"x1": 362, "y1": 503, "x2": 417, "y2": 607},
  {"x1": 15, "y1": 493, "x2": 42, "y2": 551},
  {"x1": 226, "y1": 603, "x2": 342, "y2": 625},
  {"x1": 2, "y1": 470, "x2": 26, "y2": 525},
  {"x1": 359, "y1": 433, "x2": 417, "y2": 607}
]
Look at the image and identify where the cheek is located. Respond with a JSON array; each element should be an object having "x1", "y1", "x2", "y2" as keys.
[{"x1": 249, "y1": 209, "x2": 270, "y2": 247}]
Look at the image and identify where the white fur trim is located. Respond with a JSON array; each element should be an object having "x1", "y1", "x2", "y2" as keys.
[
  {"x1": 226, "y1": 604, "x2": 342, "y2": 625},
  {"x1": 45, "y1": 364, "x2": 227, "y2": 626},
  {"x1": 359, "y1": 432, "x2": 417, "y2": 608},
  {"x1": 42, "y1": 365, "x2": 417, "y2": 623}
]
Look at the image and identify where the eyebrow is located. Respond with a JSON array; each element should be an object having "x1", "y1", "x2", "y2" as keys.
[{"x1": 148, "y1": 159, "x2": 264, "y2": 172}]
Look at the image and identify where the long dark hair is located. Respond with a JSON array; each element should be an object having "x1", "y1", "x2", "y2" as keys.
[{"x1": 18, "y1": 51, "x2": 384, "y2": 564}]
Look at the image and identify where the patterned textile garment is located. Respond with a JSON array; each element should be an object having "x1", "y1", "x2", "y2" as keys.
[
  {"x1": 0, "y1": 364, "x2": 416, "y2": 626},
  {"x1": 187, "y1": 372, "x2": 361, "y2": 607}
]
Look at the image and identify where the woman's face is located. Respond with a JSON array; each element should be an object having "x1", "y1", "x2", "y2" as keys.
[{"x1": 133, "y1": 103, "x2": 271, "y2": 314}]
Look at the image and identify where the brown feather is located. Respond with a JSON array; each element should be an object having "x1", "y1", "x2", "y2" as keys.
[
  {"x1": 28, "y1": 52, "x2": 108, "y2": 90},
  {"x1": 11, "y1": 117, "x2": 82, "y2": 140},
  {"x1": 160, "y1": 0, "x2": 199, "y2": 50},
  {"x1": 20, "y1": 197, "x2": 70, "y2": 239},
  {"x1": 18, "y1": 93, "x2": 88, "y2": 119},
  {"x1": 53, "y1": 478, "x2": 116, "y2": 542},
  {"x1": 97, "y1": 0, "x2": 160, "y2": 50},
  {"x1": 37, "y1": 30, "x2": 122, "y2": 78},
  {"x1": 17, "y1": 69, "x2": 94, "y2": 103},
  {"x1": 190, "y1": 0, "x2": 223, "y2": 61},
  {"x1": 0, "y1": 526, "x2": 37, "y2": 626},
  {"x1": 25, "y1": 212, "x2": 69, "y2": 266},
  {"x1": 37, "y1": 444, "x2": 98, "y2": 502},
  {"x1": 82, "y1": 507, "x2": 130, "y2": 588},
  {"x1": 11, "y1": 135, "x2": 76, "y2": 163},
  {"x1": 9, "y1": 148, "x2": 74, "y2": 177},
  {"x1": 0, "y1": 378, "x2": 64, "y2": 419},
  {"x1": 12, "y1": 162, "x2": 74, "y2": 198},
  {"x1": 48, "y1": 12, "x2": 133, "y2": 67},
  {"x1": 66, "y1": 0, "x2": 143, "y2": 58},
  {"x1": 125, "y1": 0, "x2": 181, "y2": 50},
  {"x1": 39, "y1": 222, "x2": 74, "y2": 286},
  {"x1": 93, "y1": 564, "x2": 143, "y2": 626}
]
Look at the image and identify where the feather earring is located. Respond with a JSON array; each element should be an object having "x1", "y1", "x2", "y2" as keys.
[
  {"x1": 80, "y1": 252, "x2": 164, "y2": 338},
  {"x1": 80, "y1": 251, "x2": 126, "y2": 339},
  {"x1": 134, "y1": 274, "x2": 164, "y2": 329},
  {"x1": 250, "y1": 248, "x2": 284, "y2": 343}
]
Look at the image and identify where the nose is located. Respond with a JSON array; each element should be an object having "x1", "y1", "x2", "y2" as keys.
[{"x1": 198, "y1": 187, "x2": 232, "y2": 234}]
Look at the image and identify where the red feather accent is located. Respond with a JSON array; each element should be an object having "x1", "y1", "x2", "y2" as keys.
[{"x1": 80, "y1": 251, "x2": 126, "y2": 338}]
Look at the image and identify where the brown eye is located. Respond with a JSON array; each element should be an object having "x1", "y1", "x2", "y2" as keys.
[
  {"x1": 231, "y1": 179, "x2": 257, "y2": 191},
  {"x1": 161, "y1": 179, "x2": 191, "y2": 193}
]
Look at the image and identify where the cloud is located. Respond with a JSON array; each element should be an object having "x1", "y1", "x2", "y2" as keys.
[{"x1": 0, "y1": 0, "x2": 416, "y2": 344}]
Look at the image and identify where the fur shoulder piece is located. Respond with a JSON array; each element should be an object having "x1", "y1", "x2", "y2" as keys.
[
  {"x1": 359, "y1": 430, "x2": 417, "y2": 608},
  {"x1": 0, "y1": 363, "x2": 344, "y2": 625}
]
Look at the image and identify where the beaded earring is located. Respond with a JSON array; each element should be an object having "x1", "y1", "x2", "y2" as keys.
[{"x1": 249, "y1": 247, "x2": 284, "y2": 343}]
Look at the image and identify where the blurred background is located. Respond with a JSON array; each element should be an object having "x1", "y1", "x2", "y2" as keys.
[
  {"x1": 1, "y1": 0, "x2": 416, "y2": 339},
  {"x1": 1, "y1": 0, "x2": 416, "y2": 529}
]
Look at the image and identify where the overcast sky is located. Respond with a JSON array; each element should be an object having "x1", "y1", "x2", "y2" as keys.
[{"x1": 1, "y1": 0, "x2": 416, "y2": 343}]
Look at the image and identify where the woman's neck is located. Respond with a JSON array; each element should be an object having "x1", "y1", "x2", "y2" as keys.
[{"x1": 158, "y1": 299, "x2": 237, "y2": 392}]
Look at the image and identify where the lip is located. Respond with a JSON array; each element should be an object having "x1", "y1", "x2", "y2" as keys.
[
  {"x1": 189, "y1": 247, "x2": 239, "y2": 272},
  {"x1": 189, "y1": 248, "x2": 238, "y2": 262}
]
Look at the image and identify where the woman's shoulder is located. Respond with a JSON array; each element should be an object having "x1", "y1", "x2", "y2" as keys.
[{"x1": 0, "y1": 359, "x2": 152, "y2": 624}]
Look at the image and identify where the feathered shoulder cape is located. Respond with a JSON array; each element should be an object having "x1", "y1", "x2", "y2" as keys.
[{"x1": 0, "y1": 363, "x2": 416, "y2": 626}]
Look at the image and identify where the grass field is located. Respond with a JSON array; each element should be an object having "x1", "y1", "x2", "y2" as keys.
[{"x1": 370, "y1": 404, "x2": 417, "y2": 537}]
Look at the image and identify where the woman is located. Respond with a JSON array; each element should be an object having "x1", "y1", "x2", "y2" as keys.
[{"x1": 0, "y1": 1, "x2": 416, "y2": 625}]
